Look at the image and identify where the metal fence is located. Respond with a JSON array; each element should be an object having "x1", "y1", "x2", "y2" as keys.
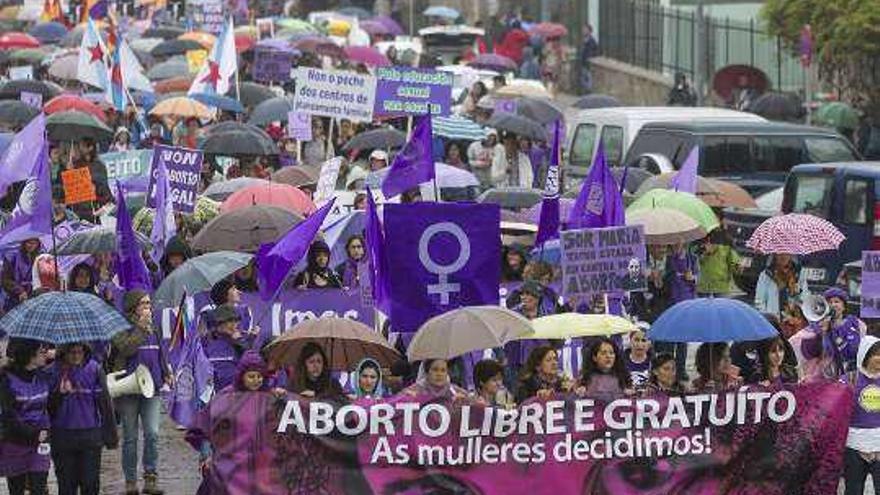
[{"x1": 598, "y1": 0, "x2": 804, "y2": 93}]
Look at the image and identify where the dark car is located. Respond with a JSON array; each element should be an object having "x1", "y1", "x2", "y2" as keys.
[{"x1": 624, "y1": 121, "x2": 860, "y2": 196}]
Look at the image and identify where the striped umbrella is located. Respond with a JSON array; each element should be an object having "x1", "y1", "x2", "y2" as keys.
[
  {"x1": 0, "y1": 291, "x2": 130, "y2": 344},
  {"x1": 432, "y1": 115, "x2": 487, "y2": 140}
]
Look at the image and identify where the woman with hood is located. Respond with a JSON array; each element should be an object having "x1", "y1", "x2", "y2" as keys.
[
  {"x1": 335, "y1": 235, "x2": 366, "y2": 290},
  {"x1": 842, "y1": 335, "x2": 880, "y2": 495},
  {"x1": 1, "y1": 238, "x2": 42, "y2": 310},
  {"x1": 111, "y1": 127, "x2": 132, "y2": 152},
  {"x1": 159, "y1": 235, "x2": 191, "y2": 279},
  {"x1": 402, "y1": 359, "x2": 468, "y2": 401},
  {"x1": 288, "y1": 342, "x2": 345, "y2": 400},
  {"x1": 293, "y1": 241, "x2": 342, "y2": 289},
  {"x1": 502, "y1": 244, "x2": 528, "y2": 282},
  {"x1": 349, "y1": 358, "x2": 384, "y2": 400}
]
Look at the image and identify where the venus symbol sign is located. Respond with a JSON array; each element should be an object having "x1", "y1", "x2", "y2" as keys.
[{"x1": 419, "y1": 222, "x2": 470, "y2": 305}]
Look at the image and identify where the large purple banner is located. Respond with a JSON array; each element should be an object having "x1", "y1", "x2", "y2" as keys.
[{"x1": 383, "y1": 203, "x2": 501, "y2": 332}]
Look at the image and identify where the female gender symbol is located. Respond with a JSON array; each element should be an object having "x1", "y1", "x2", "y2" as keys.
[{"x1": 418, "y1": 222, "x2": 470, "y2": 305}]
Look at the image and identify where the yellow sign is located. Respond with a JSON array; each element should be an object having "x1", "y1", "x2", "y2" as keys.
[
  {"x1": 186, "y1": 49, "x2": 209, "y2": 74},
  {"x1": 860, "y1": 384, "x2": 880, "y2": 412}
]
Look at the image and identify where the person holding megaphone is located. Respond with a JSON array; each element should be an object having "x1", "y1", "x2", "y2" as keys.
[
  {"x1": 800, "y1": 287, "x2": 866, "y2": 381},
  {"x1": 110, "y1": 290, "x2": 173, "y2": 495}
]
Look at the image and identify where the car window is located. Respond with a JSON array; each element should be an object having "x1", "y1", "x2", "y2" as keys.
[
  {"x1": 625, "y1": 130, "x2": 688, "y2": 167},
  {"x1": 790, "y1": 175, "x2": 834, "y2": 217},
  {"x1": 752, "y1": 136, "x2": 807, "y2": 173},
  {"x1": 701, "y1": 136, "x2": 751, "y2": 175},
  {"x1": 843, "y1": 179, "x2": 871, "y2": 224},
  {"x1": 805, "y1": 137, "x2": 858, "y2": 162},
  {"x1": 601, "y1": 126, "x2": 624, "y2": 167},
  {"x1": 570, "y1": 124, "x2": 597, "y2": 166}
]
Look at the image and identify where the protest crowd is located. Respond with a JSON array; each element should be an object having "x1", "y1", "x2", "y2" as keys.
[{"x1": 0, "y1": 1, "x2": 874, "y2": 494}]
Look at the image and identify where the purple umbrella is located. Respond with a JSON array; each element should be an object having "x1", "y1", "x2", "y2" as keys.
[
  {"x1": 360, "y1": 20, "x2": 391, "y2": 36},
  {"x1": 468, "y1": 53, "x2": 517, "y2": 71},
  {"x1": 256, "y1": 38, "x2": 301, "y2": 56},
  {"x1": 371, "y1": 15, "x2": 404, "y2": 36},
  {"x1": 344, "y1": 46, "x2": 391, "y2": 67}
]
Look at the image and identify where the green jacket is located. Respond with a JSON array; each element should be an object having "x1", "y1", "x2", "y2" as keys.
[{"x1": 697, "y1": 245, "x2": 741, "y2": 294}]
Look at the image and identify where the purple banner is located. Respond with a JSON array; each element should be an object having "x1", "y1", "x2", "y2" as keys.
[
  {"x1": 383, "y1": 203, "x2": 501, "y2": 331},
  {"x1": 147, "y1": 145, "x2": 203, "y2": 214},
  {"x1": 862, "y1": 251, "x2": 880, "y2": 318},
  {"x1": 253, "y1": 48, "x2": 292, "y2": 83},
  {"x1": 561, "y1": 225, "x2": 647, "y2": 301},
  {"x1": 373, "y1": 66, "x2": 453, "y2": 116}
]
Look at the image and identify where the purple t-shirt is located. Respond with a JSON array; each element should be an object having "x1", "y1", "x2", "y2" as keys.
[{"x1": 50, "y1": 360, "x2": 103, "y2": 430}]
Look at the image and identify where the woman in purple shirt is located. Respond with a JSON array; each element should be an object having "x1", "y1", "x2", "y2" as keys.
[
  {"x1": 577, "y1": 338, "x2": 632, "y2": 403},
  {"x1": 1, "y1": 238, "x2": 42, "y2": 311}
]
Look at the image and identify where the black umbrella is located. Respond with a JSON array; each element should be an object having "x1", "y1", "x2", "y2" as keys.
[
  {"x1": 572, "y1": 94, "x2": 621, "y2": 110},
  {"x1": 203, "y1": 121, "x2": 274, "y2": 141},
  {"x1": 0, "y1": 79, "x2": 61, "y2": 101},
  {"x1": 46, "y1": 111, "x2": 113, "y2": 142},
  {"x1": 143, "y1": 25, "x2": 187, "y2": 39},
  {"x1": 477, "y1": 187, "x2": 543, "y2": 209},
  {"x1": 0, "y1": 100, "x2": 39, "y2": 129},
  {"x1": 486, "y1": 113, "x2": 548, "y2": 141},
  {"x1": 229, "y1": 82, "x2": 277, "y2": 108},
  {"x1": 611, "y1": 166, "x2": 653, "y2": 194},
  {"x1": 150, "y1": 39, "x2": 204, "y2": 57},
  {"x1": 515, "y1": 97, "x2": 564, "y2": 125},
  {"x1": 202, "y1": 129, "x2": 279, "y2": 156},
  {"x1": 342, "y1": 127, "x2": 406, "y2": 151},
  {"x1": 146, "y1": 57, "x2": 189, "y2": 81},
  {"x1": 247, "y1": 97, "x2": 295, "y2": 126},
  {"x1": 748, "y1": 92, "x2": 803, "y2": 121}
]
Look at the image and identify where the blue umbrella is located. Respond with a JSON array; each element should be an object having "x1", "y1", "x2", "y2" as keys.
[
  {"x1": 29, "y1": 22, "x2": 68, "y2": 44},
  {"x1": 190, "y1": 92, "x2": 245, "y2": 113},
  {"x1": 0, "y1": 291, "x2": 131, "y2": 344},
  {"x1": 648, "y1": 298, "x2": 778, "y2": 343}
]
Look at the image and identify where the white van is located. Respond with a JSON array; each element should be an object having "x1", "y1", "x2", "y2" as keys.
[{"x1": 565, "y1": 107, "x2": 766, "y2": 178}]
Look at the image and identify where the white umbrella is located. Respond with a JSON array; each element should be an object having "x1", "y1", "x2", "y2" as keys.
[{"x1": 407, "y1": 306, "x2": 533, "y2": 361}]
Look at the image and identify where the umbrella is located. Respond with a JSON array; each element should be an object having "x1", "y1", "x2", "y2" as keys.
[
  {"x1": 485, "y1": 113, "x2": 548, "y2": 141},
  {"x1": 627, "y1": 189, "x2": 720, "y2": 232},
  {"x1": 271, "y1": 166, "x2": 319, "y2": 188},
  {"x1": 528, "y1": 22, "x2": 567, "y2": 39},
  {"x1": 56, "y1": 226, "x2": 151, "y2": 255},
  {"x1": 746, "y1": 213, "x2": 845, "y2": 255},
  {"x1": 468, "y1": 53, "x2": 516, "y2": 72},
  {"x1": 360, "y1": 20, "x2": 391, "y2": 36},
  {"x1": 47, "y1": 54, "x2": 78, "y2": 81},
  {"x1": 572, "y1": 94, "x2": 622, "y2": 109},
  {"x1": 266, "y1": 317, "x2": 400, "y2": 370},
  {"x1": 0, "y1": 79, "x2": 60, "y2": 101},
  {"x1": 203, "y1": 177, "x2": 271, "y2": 201},
  {"x1": 519, "y1": 313, "x2": 636, "y2": 340},
  {"x1": 432, "y1": 115, "x2": 487, "y2": 140},
  {"x1": 342, "y1": 127, "x2": 406, "y2": 151},
  {"x1": 154, "y1": 75, "x2": 194, "y2": 94},
  {"x1": 247, "y1": 96, "x2": 295, "y2": 126},
  {"x1": 234, "y1": 33, "x2": 256, "y2": 53},
  {"x1": 178, "y1": 31, "x2": 216, "y2": 49},
  {"x1": 611, "y1": 167, "x2": 653, "y2": 194},
  {"x1": 220, "y1": 183, "x2": 317, "y2": 216},
  {"x1": 44, "y1": 94, "x2": 107, "y2": 122},
  {"x1": 711, "y1": 64, "x2": 770, "y2": 102},
  {"x1": 526, "y1": 197, "x2": 576, "y2": 223},
  {"x1": 368, "y1": 162, "x2": 479, "y2": 190},
  {"x1": 344, "y1": 45, "x2": 390, "y2": 67},
  {"x1": 648, "y1": 297, "x2": 778, "y2": 343},
  {"x1": 700, "y1": 178, "x2": 757, "y2": 208},
  {"x1": 46, "y1": 111, "x2": 113, "y2": 142},
  {"x1": 0, "y1": 100, "x2": 38, "y2": 128},
  {"x1": 151, "y1": 38, "x2": 204, "y2": 57},
  {"x1": 495, "y1": 80, "x2": 552, "y2": 99},
  {"x1": 191, "y1": 205, "x2": 303, "y2": 253},
  {"x1": 201, "y1": 128, "x2": 279, "y2": 156},
  {"x1": 291, "y1": 36, "x2": 345, "y2": 59},
  {"x1": 143, "y1": 25, "x2": 186, "y2": 39},
  {"x1": 28, "y1": 21, "x2": 68, "y2": 44},
  {"x1": 406, "y1": 306, "x2": 532, "y2": 361},
  {"x1": 816, "y1": 102, "x2": 860, "y2": 130},
  {"x1": 8, "y1": 48, "x2": 49, "y2": 64},
  {"x1": 477, "y1": 187, "x2": 542, "y2": 209},
  {"x1": 515, "y1": 96, "x2": 563, "y2": 125},
  {"x1": 150, "y1": 96, "x2": 213, "y2": 119},
  {"x1": 0, "y1": 291, "x2": 130, "y2": 344},
  {"x1": 153, "y1": 251, "x2": 253, "y2": 309},
  {"x1": 230, "y1": 82, "x2": 276, "y2": 108},
  {"x1": 423, "y1": 6, "x2": 460, "y2": 19},
  {"x1": 146, "y1": 57, "x2": 190, "y2": 81},
  {"x1": 371, "y1": 15, "x2": 404, "y2": 36},
  {"x1": 0, "y1": 32, "x2": 40, "y2": 49},
  {"x1": 635, "y1": 173, "x2": 719, "y2": 197},
  {"x1": 129, "y1": 37, "x2": 165, "y2": 54},
  {"x1": 748, "y1": 92, "x2": 802, "y2": 121},
  {"x1": 625, "y1": 207, "x2": 707, "y2": 245},
  {"x1": 275, "y1": 18, "x2": 318, "y2": 34},
  {"x1": 190, "y1": 92, "x2": 245, "y2": 113},
  {"x1": 337, "y1": 6, "x2": 372, "y2": 19}
]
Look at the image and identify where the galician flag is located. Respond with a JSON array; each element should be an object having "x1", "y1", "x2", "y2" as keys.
[
  {"x1": 76, "y1": 17, "x2": 109, "y2": 91},
  {"x1": 188, "y1": 17, "x2": 237, "y2": 96}
]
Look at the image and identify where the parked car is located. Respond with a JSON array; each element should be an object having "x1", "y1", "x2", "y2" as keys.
[
  {"x1": 624, "y1": 121, "x2": 860, "y2": 196},
  {"x1": 419, "y1": 25, "x2": 485, "y2": 66},
  {"x1": 725, "y1": 162, "x2": 880, "y2": 294}
]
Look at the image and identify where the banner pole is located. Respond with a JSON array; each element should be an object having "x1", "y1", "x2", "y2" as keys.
[{"x1": 326, "y1": 118, "x2": 335, "y2": 160}]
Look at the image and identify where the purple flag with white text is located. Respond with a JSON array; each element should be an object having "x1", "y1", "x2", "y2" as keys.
[
  {"x1": 115, "y1": 185, "x2": 152, "y2": 291},
  {"x1": 568, "y1": 141, "x2": 625, "y2": 229},
  {"x1": 669, "y1": 145, "x2": 699, "y2": 194},
  {"x1": 383, "y1": 202, "x2": 501, "y2": 331},
  {"x1": 535, "y1": 120, "x2": 561, "y2": 246},
  {"x1": 381, "y1": 115, "x2": 435, "y2": 198}
]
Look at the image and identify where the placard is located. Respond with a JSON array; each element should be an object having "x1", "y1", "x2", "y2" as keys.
[
  {"x1": 190, "y1": 0, "x2": 223, "y2": 34},
  {"x1": 19, "y1": 91, "x2": 42, "y2": 109},
  {"x1": 186, "y1": 49, "x2": 208, "y2": 74},
  {"x1": 253, "y1": 48, "x2": 292, "y2": 83},
  {"x1": 314, "y1": 157, "x2": 343, "y2": 203},
  {"x1": 256, "y1": 17, "x2": 274, "y2": 39},
  {"x1": 286, "y1": 111, "x2": 312, "y2": 141},
  {"x1": 373, "y1": 66, "x2": 453, "y2": 116},
  {"x1": 292, "y1": 67, "x2": 377, "y2": 122},
  {"x1": 147, "y1": 145, "x2": 204, "y2": 214},
  {"x1": 560, "y1": 225, "x2": 647, "y2": 300},
  {"x1": 8, "y1": 66, "x2": 33, "y2": 81},
  {"x1": 61, "y1": 168, "x2": 98, "y2": 205},
  {"x1": 862, "y1": 251, "x2": 880, "y2": 318}
]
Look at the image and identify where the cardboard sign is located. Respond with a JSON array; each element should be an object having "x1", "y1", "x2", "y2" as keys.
[
  {"x1": 253, "y1": 48, "x2": 292, "y2": 83},
  {"x1": 862, "y1": 251, "x2": 880, "y2": 318},
  {"x1": 292, "y1": 67, "x2": 377, "y2": 122},
  {"x1": 186, "y1": 49, "x2": 208, "y2": 74},
  {"x1": 560, "y1": 225, "x2": 647, "y2": 300},
  {"x1": 61, "y1": 168, "x2": 98, "y2": 205},
  {"x1": 8, "y1": 66, "x2": 33, "y2": 81},
  {"x1": 287, "y1": 111, "x2": 312, "y2": 141},
  {"x1": 147, "y1": 145, "x2": 204, "y2": 214},
  {"x1": 19, "y1": 91, "x2": 42, "y2": 109},
  {"x1": 373, "y1": 66, "x2": 453, "y2": 116}
]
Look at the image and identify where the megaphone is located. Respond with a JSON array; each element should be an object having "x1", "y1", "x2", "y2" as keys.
[
  {"x1": 801, "y1": 293, "x2": 830, "y2": 323},
  {"x1": 107, "y1": 365, "x2": 155, "y2": 399}
]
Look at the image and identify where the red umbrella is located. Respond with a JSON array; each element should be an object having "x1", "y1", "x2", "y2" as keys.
[
  {"x1": 343, "y1": 46, "x2": 390, "y2": 67},
  {"x1": 528, "y1": 22, "x2": 567, "y2": 39},
  {"x1": 746, "y1": 213, "x2": 845, "y2": 255},
  {"x1": 468, "y1": 53, "x2": 517, "y2": 71},
  {"x1": 221, "y1": 183, "x2": 317, "y2": 216},
  {"x1": 0, "y1": 32, "x2": 41, "y2": 50},
  {"x1": 235, "y1": 33, "x2": 255, "y2": 53},
  {"x1": 44, "y1": 94, "x2": 107, "y2": 122},
  {"x1": 712, "y1": 64, "x2": 770, "y2": 102}
]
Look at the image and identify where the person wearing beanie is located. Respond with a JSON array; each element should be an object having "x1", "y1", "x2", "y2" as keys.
[
  {"x1": 197, "y1": 279, "x2": 256, "y2": 336},
  {"x1": 110, "y1": 290, "x2": 172, "y2": 495},
  {"x1": 201, "y1": 304, "x2": 255, "y2": 392},
  {"x1": 801, "y1": 286, "x2": 866, "y2": 380},
  {"x1": 234, "y1": 350, "x2": 269, "y2": 393}
]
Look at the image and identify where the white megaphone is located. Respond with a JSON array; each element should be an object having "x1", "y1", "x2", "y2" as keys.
[
  {"x1": 801, "y1": 293, "x2": 830, "y2": 323},
  {"x1": 107, "y1": 365, "x2": 155, "y2": 399}
]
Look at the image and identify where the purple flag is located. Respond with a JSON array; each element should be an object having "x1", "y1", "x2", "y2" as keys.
[
  {"x1": 568, "y1": 141, "x2": 625, "y2": 229},
  {"x1": 150, "y1": 153, "x2": 177, "y2": 264},
  {"x1": 364, "y1": 189, "x2": 390, "y2": 314},
  {"x1": 115, "y1": 185, "x2": 152, "y2": 291},
  {"x1": 167, "y1": 323, "x2": 214, "y2": 429},
  {"x1": 383, "y1": 202, "x2": 501, "y2": 331},
  {"x1": 0, "y1": 114, "x2": 47, "y2": 198},
  {"x1": 256, "y1": 198, "x2": 336, "y2": 301},
  {"x1": 669, "y1": 145, "x2": 699, "y2": 194},
  {"x1": 381, "y1": 115, "x2": 435, "y2": 198},
  {"x1": 535, "y1": 120, "x2": 561, "y2": 246},
  {"x1": 0, "y1": 137, "x2": 53, "y2": 247}
]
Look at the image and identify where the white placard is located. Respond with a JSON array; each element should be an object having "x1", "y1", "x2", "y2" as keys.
[{"x1": 292, "y1": 67, "x2": 377, "y2": 123}]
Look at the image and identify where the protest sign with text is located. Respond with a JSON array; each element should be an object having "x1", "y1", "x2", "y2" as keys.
[
  {"x1": 862, "y1": 250, "x2": 880, "y2": 318},
  {"x1": 253, "y1": 48, "x2": 292, "y2": 83},
  {"x1": 61, "y1": 168, "x2": 97, "y2": 205},
  {"x1": 292, "y1": 67, "x2": 377, "y2": 122},
  {"x1": 373, "y1": 66, "x2": 453, "y2": 116},
  {"x1": 147, "y1": 145, "x2": 203, "y2": 214},
  {"x1": 287, "y1": 111, "x2": 312, "y2": 141},
  {"x1": 561, "y1": 225, "x2": 647, "y2": 300}
]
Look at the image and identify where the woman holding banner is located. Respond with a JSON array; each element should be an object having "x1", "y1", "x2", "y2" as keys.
[
  {"x1": 335, "y1": 235, "x2": 367, "y2": 290},
  {"x1": 643, "y1": 353, "x2": 684, "y2": 396},
  {"x1": 842, "y1": 335, "x2": 880, "y2": 495},
  {"x1": 403, "y1": 360, "x2": 468, "y2": 401},
  {"x1": 516, "y1": 345, "x2": 573, "y2": 403},
  {"x1": 692, "y1": 343, "x2": 742, "y2": 392},
  {"x1": 288, "y1": 342, "x2": 345, "y2": 400},
  {"x1": 577, "y1": 338, "x2": 632, "y2": 402}
]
